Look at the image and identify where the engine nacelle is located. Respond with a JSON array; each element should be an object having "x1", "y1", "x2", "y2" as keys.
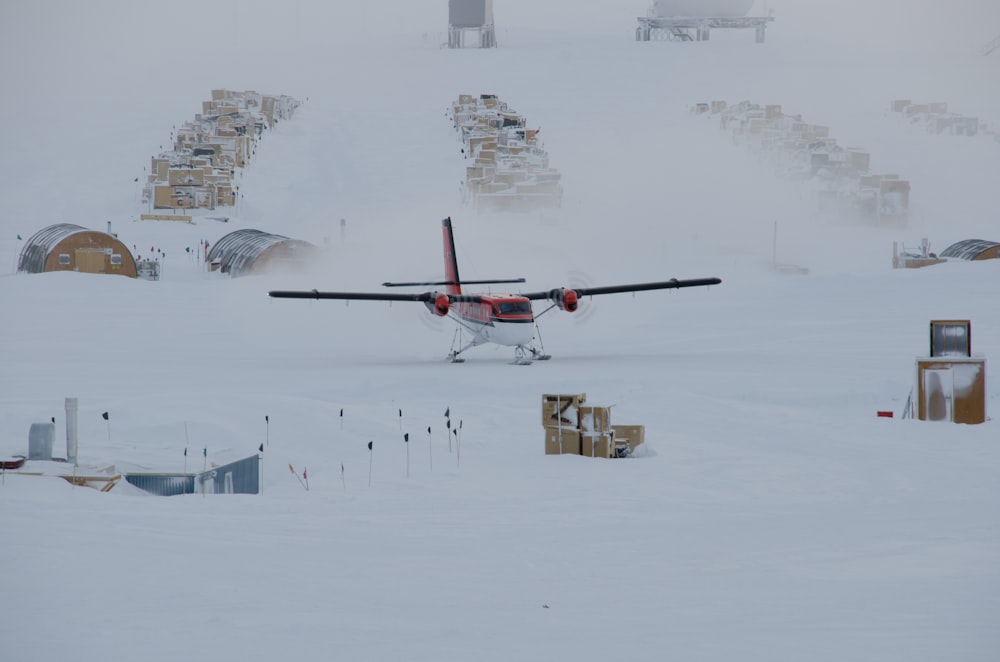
[
  {"x1": 432, "y1": 292, "x2": 450, "y2": 317},
  {"x1": 550, "y1": 288, "x2": 579, "y2": 312}
]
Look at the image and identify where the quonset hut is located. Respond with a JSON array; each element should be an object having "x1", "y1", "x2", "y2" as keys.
[
  {"x1": 207, "y1": 229, "x2": 320, "y2": 277},
  {"x1": 17, "y1": 224, "x2": 137, "y2": 277},
  {"x1": 940, "y1": 239, "x2": 1000, "y2": 261}
]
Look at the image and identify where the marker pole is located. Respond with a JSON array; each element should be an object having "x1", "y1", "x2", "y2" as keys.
[{"x1": 368, "y1": 441, "x2": 374, "y2": 488}]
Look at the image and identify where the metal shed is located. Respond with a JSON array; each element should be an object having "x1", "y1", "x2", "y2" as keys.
[
  {"x1": 17, "y1": 223, "x2": 137, "y2": 277},
  {"x1": 940, "y1": 239, "x2": 1000, "y2": 261},
  {"x1": 207, "y1": 229, "x2": 320, "y2": 277},
  {"x1": 125, "y1": 454, "x2": 260, "y2": 496},
  {"x1": 196, "y1": 455, "x2": 260, "y2": 495}
]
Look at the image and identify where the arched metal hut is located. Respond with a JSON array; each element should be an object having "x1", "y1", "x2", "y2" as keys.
[
  {"x1": 940, "y1": 239, "x2": 1000, "y2": 261},
  {"x1": 17, "y1": 223, "x2": 137, "y2": 277},
  {"x1": 207, "y1": 229, "x2": 320, "y2": 277}
]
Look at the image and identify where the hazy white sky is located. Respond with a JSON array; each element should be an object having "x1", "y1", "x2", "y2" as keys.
[{"x1": 2, "y1": 1, "x2": 998, "y2": 55}]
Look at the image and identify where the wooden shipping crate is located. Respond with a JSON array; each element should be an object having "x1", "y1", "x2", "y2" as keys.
[
  {"x1": 542, "y1": 393, "x2": 586, "y2": 427},
  {"x1": 578, "y1": 406, "x2": 610, "y2": 434},
  {"x1": 611, "y1": 425, "x2": 645, "y2": 451},
  {"x1": 581, "y1": 433, "x2": 613, "y2": 458},
  {"x1": 544, "y1": 428, "x2": 581, "y2": 455}
]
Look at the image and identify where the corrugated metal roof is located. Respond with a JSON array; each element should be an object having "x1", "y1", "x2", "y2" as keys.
[
  {"x1": 207, "y1": 229, "x2": 317, "y2": 277},
  {"x1": 124, "y1": 473, "x2": 196, "y2": 496},
  {"x1": 940, "y1": 239, "x2": 1000, "y2": 260},
  {"x1": 17, "y1": 223, "x2": 88, "y2": 273}
]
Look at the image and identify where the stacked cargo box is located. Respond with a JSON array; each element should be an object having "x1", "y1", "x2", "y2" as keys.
[
  {"x1": 142, "y1": 89, "x2": 301, "y2": 214},
  {"x1": 699, "y1": 99, "x2": 909, "y2": 226},
  {"x1": 452, "y1": 93, "x2": 562, "y2": 212},
  {"x1": 890, "y1": 100, "x2": 987, "y2": 138},
  {"x1": 542, "y1": 393, "x2": 644, "y2": 458}
]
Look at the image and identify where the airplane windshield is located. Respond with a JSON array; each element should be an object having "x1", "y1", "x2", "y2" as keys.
[{"x1": 497, "y1": 301, "x2": 531, "y2": 315}]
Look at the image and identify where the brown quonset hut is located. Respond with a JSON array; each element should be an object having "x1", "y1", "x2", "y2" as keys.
[
  {"x1": 940, "y1": 239, "x2": 1000, "y2": 261},
  {"x1": 207, "y1": 229, "x2": 320, "y2": 277},
  {"x1": 17, "y1": 224, "x2": 137, "y2": 277}
]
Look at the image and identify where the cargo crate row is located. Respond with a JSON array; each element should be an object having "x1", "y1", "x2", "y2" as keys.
[
  {"x1": 141, "y1": 89, "x2": 300, "y2": 214},
  {"x1": 541, "y1": 393, "x2": 644, "y2": 459},
  {"x1": 693, "y1": 100, "x2": 910, "y2": 226},
  {"x1": 451, "y1": 93, "x2": 562, "y2": 212},
  {"x1": 889, "y1": 99, "x2": 998, "y2": 142}
]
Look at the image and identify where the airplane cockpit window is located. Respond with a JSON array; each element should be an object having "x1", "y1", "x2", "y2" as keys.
[{"x1": 497, "y1": 301, "x2": 531, "y2": 315}]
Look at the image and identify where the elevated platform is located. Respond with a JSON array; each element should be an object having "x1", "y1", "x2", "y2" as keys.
[
  {"x1": 637, "y1": 15, "x2": 774, "y2": 42},
  {"x1": 448, "y1": 24, "x2": 496, "y2": 48}
]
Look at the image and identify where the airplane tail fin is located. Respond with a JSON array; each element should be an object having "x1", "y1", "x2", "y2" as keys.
[{"x1": 442, "y1": 217, "x2": 461, "y2": 295}]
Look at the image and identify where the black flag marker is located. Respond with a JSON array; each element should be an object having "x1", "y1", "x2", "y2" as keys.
[
  {"x1": 368, "y1": 441, "x2": 373, "y2": 450},
  {"x1": 340, "y1": 408, "x2": 343, "y2": 417},
  {"x1": 427, "y1": 426, "x2": 431, "y2": 434},
  {"x1": 184, "y1": 448, "x2": 187, "y2": 456},
  {"x1": 404, "y1": 433, "x2": 409, "y2": 443},
  {"x1": 102, "y1": 411, "x2": 109, "y2": 421},
  {"x1": 259, "y1": 443, "x2": 264, "y2": 453},
  {"x1": 445, "y1": 407, "x2": 450, "y2": 418}
]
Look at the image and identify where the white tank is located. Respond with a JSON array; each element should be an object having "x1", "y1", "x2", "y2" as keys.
[{"x1": 653, "y1": 0, "x2": 756, "y2": 17}]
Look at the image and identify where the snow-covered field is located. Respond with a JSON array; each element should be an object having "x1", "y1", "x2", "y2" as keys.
[{"x1": 2, "y1": 2, "x2": 999, "y2": 660}]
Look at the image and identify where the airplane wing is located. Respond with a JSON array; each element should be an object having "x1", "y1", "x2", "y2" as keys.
[
  {"x1": 518, "y1": 277, "x2": 721, "y2": 313},
  {"x1": 519, "y1": 277, "x2": 721, "y2": 300},
  {"x1": 382, "y1": 278, "x2": 525, "y2": 288},
  {"x1": 267, "y1": 290, "x2": 485, "y2": 320},
  {"x1": 269, "y1": 290, "x2": 486, "y2": 303},
  {"x1": 270, "y1": 289, "x2": 428, "y2": 302}
]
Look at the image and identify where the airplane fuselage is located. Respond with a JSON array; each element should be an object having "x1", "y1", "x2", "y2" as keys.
[{"x1": 453, "y1": 295, "x2": 535, "y2": 347}]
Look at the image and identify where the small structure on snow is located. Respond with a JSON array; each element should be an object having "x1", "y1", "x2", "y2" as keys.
[
  {"x1": 909, "y1": 320, "x2": 987, "y2": 424},
  {"x1": 448, "y1": 0, "x2": 496, "y2": 48},
  {"x1": 17, "y1": 223, "x2": 137, "y2": 278},
  {"x1": 893, "y1": 238, "x2": 945, "y2": 269},
  {"x1": 939, "y1": 239, "x2": 1000, "y2": 262},
  {"x1": 637, "y1": 0, "x2": 774, "y2": 43},
  {"x1": 207, "y1": 229, "x2": 321, "y2": 277}
]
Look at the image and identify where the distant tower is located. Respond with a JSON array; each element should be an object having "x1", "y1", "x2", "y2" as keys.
[{"x1": 448, "y1": 0, "x2": 496, "y2": 48}]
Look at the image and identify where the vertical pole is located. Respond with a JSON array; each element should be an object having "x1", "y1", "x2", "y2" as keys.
[
  {"x1": 772, "y1": 220, "x2": 778, "y2": 268},
  {"x1": 368, "y1": 442, "x2": 373, "y2": 487}
]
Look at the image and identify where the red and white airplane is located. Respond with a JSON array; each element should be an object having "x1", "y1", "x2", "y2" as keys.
[{"x1": 269, "y1": 217, "x2": 721, "y2": 363}]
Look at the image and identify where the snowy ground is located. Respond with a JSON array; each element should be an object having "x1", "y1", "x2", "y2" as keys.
[{"x1": 2, "y1": 2, "x2": 999, "y2": 660}]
